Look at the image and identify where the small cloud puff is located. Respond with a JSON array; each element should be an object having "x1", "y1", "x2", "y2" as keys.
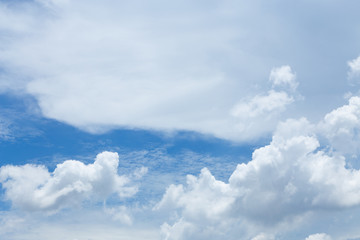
[
  {"x1": 269, "y1": 65, "x2": 298, "y2": 91},
  {"x1": 305, "y1": 233, "x2": 332, "y2": 240},
  {"x1": 348, "y1": 56, "x2": 360, "y2": 80},
  {"x1": 0, "y1": 152, "x2": 146, "y2": 213}
]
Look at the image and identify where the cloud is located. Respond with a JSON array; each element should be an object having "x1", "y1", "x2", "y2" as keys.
[
  {"x1": 305, "y1": 233, "x2": 332, "y2": 240},
  {"x1": 230, "y1": 90, "x2": 294, "y2": 140},
  {"x1": 319, "y1": 96, "x2": 360, "y2": 156},
  {"x1": 0, "y1": 151, "x2": 146, "y2": 212},
  {"x1": 348, "y1": 56, "x2": 360, "y2": 80},
  {"x1": 251, "y1": 233, "x2": 275, "y2": 240},
  {"x1": 155, "y1": 96, "x2": 360, "y2": 239},
  {"x1": 0, "y1": 212, "x2": 25, "y2": 236},
  {"x1": 0, "y1": 210, "x2": 160, "y2": 240},
  {"x1": 269, "y1": 65, "x2": 298, "y2": 91},
  {"x1": 0, "y1": 1, "x2": 301, "y2": 142},
  {"x1": 104, "y1": 205, "x2": 133, "y2": 225}
]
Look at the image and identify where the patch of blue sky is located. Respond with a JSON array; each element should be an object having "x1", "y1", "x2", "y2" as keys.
[{"x1": 0, "y1": 93, "x2": 256, "y2": 210}]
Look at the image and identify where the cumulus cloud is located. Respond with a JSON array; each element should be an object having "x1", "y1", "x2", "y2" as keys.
[
  {"x1": 319, "y1": 96, "x2": 360, "y2": 156},
  {"x1": 156, "y1": 96, "x2": 360, "y2": 239},
  {"x1": 0, "y1": 151, "x2": 145, "y2": 212},
  {"x1": 269, "y1": 65, "x2": 298, "y2": 91},
  {"x1": 0, "y1": 1, "x2": 299, "y2": 142}
]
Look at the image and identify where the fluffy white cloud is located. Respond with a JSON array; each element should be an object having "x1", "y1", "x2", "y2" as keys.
[
  {"x1": 319, "y1": 96, "x2": 360, "y2": 156},
  {"x1": 0, "y1": 151, "x2": 145, "y2": 212},
  {"x1": 156, "y1": 97, "x2": 360, "y2": 239},
  {"x1": 0, "y1": 1, "x2": 300, "y2": 142},
  {"x1": 269, "y1": 65, "x2": 298, "y2": 91}
]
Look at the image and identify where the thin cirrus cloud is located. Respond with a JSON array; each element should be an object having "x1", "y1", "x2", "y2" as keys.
[
  {"x1": 155, "y1": 96, "x2": 360, "y2": 239},
  {"x1": 0, "y1": 151, "x2": 146, "y2": 213},
  {"x1": 0, "y1": 0, "x2": 302, "y2": 142}
]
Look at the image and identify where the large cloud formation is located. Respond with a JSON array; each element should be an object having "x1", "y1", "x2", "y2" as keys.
[
  {"x1": 156, "y1": 96, "x2": 360, "y2": 240},
  {"x1": 0, "y1": 0, "x2": 305, "y2": 141},
  {"x1": 0, "y1": 151, "x2": 145, "y2": 212}
]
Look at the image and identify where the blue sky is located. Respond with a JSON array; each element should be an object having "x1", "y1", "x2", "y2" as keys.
[{"x1": 1, "y1": 0, "x2": 360, "y2": 239}]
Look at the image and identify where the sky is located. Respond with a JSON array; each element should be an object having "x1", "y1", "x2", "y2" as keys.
[{"x1": 1, "y1": 0, "x2": 360, "y2": 239}]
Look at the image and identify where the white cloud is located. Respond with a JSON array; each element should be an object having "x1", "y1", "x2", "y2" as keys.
[
  {"x1": 230, "y1": 90, "x2": 294, "y2": 140},
  {"x1": 155, "y1": 97, "x2": 360, "y2": 239},
  {"x1": 104, "y1": 205, "x2": 133, "y2": 225},
  {"x1": 0, "y1": 1, "x2": 300, "y2": 142},
  {"x1": 1, "y1": 1, "x2": 360, "y2": 239},
  {"x1": 251, "y1": 233, "x2": 275, "y2": 240},
  {"x1": 269, "y1": 65, "x2": 298, "y2": 91},
  {"x1": 0, "y1": 151, "x2": 145, "y2": 212},
  {"x1": 305, "y1": 233, "x2": 332, "y2": 240},
  {"x1": 231, "y1": 91, "x2": 293, "y2": 119},
  {"x1": 348, "y1": 56, "x2": 360, "y2": 80},
  {"x1": 319, "y1": 96, "x2": 360, "y2": 156}
]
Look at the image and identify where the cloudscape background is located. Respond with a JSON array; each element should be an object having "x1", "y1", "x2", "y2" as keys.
[{"x1": 1, "y1": 0, "x2": 360, "y2": 239}]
